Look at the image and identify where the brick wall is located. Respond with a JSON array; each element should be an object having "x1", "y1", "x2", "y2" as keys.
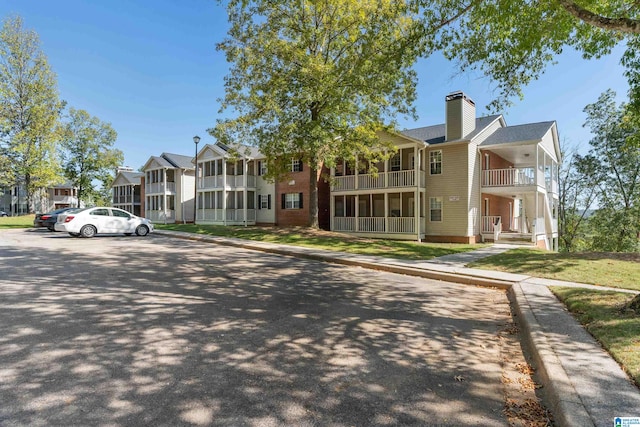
[{"x1": 275, "y1": 163, "x2": 330, "y2": 229}]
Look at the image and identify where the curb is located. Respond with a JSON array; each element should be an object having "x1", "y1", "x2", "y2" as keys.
[{"x1": 510, "y1": 283, "x2": 594, "y2": 427}]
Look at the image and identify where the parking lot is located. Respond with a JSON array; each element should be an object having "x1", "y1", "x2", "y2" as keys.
[{"x1": 1, "y1": 229, "x2": 516, "y2": 426}]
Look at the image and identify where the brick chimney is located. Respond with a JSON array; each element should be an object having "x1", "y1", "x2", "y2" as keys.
[{"x1": 445, "y1": 91, "x2": 476, "y2": 141}]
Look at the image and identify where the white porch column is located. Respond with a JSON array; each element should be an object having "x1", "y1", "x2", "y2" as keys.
[
  {"x1": 243, "y1": 158, "x2": 248, "y2": 227},
  {"x1": 222, "y1": 160, "x2": 227, "y2": 225},
  {"x1": 162, "y1": 169, "x2": 167, "y2": 224},
  {"x1": 384, "y1": 192, "x2": 389, "y2": 233},
  {"x1": 329, "y1": 193, "x2": 335, "y2": 231},
  {"x1": 414, "y1": 146, "x2": 421, "y2": 242},
  {"x1": 354, "y1": 195, "x2": 359, "y2": 232}
]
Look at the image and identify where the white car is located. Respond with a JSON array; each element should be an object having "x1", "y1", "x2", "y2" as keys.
[{"x1": 55, "y1": 207, "x2": 154, "y2": 238}]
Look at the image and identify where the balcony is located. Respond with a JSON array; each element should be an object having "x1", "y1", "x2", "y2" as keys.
[
  {"x1": 113, "y1": 195, "x2": 141, "y2": 204},
  {"x1": 333, "y1": 170, "x2": 425, "y2": 192},
  {"x1": 333, "y1": 216, "x2": 421, "y2": 234},
  {"x1": 145, "y1": 182, "x2": 176, "y2": 194},
  {"x1": 199, "y1": 175, "x2": 257, "y2": 190},
  {"x1": 197, "y1": 208, "x2": 256, "y2": 223},
  {"x1": 482, "y1": 168, "x2": 535, "y2": 187}
]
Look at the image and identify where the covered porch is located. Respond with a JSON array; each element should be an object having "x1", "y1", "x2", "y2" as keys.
[
  {"x1": 479, "y1": 138, "x2": 559, "y2": 250},
  {"x1": 331, "y1": 191, "x2": 425, "y2": 239}
]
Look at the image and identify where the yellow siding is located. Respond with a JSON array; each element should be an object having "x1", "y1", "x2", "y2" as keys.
[{"x1": 425, "y1": 144, "x2": 470, "y2": 237}]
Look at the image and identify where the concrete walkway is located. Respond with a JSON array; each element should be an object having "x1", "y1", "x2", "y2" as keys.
[{"x1": 155, "y1": 230, "x2": 640, "y2": 427}]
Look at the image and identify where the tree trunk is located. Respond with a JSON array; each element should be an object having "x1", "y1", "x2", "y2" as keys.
[
  {"x1": 309, "y1": 163, "x2": 319, "y2": 229},
  {"x1": 626, "y1": 294, "x2": 640, "y2": 314}
]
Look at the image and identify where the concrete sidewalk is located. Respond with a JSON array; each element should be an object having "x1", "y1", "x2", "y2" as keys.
[{"x1": 155, "y1": 230, "x2": 640, "y2": 427}]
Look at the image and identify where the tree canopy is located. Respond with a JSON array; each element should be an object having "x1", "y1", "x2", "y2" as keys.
[
  {"x1": 0, "y1": 16, "x2": 64, "y2": 212},
  {"x1": 426, "y1": 0, "x2": 637, "y2": 111},
  {"x1": 60, "y1": 108, "x2": 123, "y2": 205},
  {"x1": 576, "y1": 90, "x2": 640, "y2": 251},
  {"x1": 213, "y1": 0, "x2": 425, "y2": 227}
]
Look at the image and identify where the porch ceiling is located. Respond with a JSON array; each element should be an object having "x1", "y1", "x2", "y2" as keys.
[{"x1": 482, "y1": 144, "x2": 537, "y2": 166}]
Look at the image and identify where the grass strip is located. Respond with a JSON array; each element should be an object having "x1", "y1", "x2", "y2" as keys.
[
  {"x1": 156, "y1": 223, "x2": 484, "y2": 260},
  {"x1": 0, "y1": 214, "x2": 35, "y2": 229},
  {"x1": 551, "y1": 287, "x2": 640, "y2": 386},
  {"x1": 469, "y1": 248, "x2": 640, "y2": 292}
]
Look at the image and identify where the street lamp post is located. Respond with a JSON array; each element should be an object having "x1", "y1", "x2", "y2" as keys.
[{"x1": 193, "y1": 135, "x2": 200, "y2": 223}]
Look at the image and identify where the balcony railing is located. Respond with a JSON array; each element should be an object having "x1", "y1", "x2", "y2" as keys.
[
  {"x1": 333, "y1": 216, "x2": 417, "y2": 234},
  {"x1": 482, "y1": 168, "x2": 535, "y2": 187},
  {"x1": 197, "y1": 209, "x2": 256, "y2": 222},
  {"x1": 145, "y1": 182, "x2": 176, "y2": 194},
  {"x1": 146, "y1": 209, "x2": 175, "y2": 222},
  {"x1": 332, "y1": 170, "x2": 424, "y2": 191},
  {"x1": 481, "y1": 215, "x2": 502, "y2": 233},
  {"x1": 112, "y1": 195, "x2": 141, "y2": 204},
  {"x1": 199, "y1": 175, "x2": 257, "y2": 189}
]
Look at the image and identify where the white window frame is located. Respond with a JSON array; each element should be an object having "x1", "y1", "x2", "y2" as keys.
[
  {"x1": 285, "y1": 193, "x2": 301, "y2": 209},
  {"x1": 291, "y1": 159, "x2": 302, "y2": 172},
  {"x1": 429, "y1": 196, "x2": 442, "y2": 222},
  {"x1": 390, "y1": 154, "x2": 401, "y2": 171},
  {"x1": 429, "y1": 150, "x2": 442, "y2": 175},
  {"x1": 260, "y1": 195, "x2": 269, "y2": 209}
]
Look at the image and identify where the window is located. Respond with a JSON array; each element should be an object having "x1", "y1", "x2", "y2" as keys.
[
  {"x1": 258, "y1": 161, "x2": 267, "y2": 176},
  {"x1": 282, "y1": 193, "x2": 303, "y2": 209},
  {"x1": 258, "y1": 194, "x2": 271, "y2": 209},
  {"x1": 111, "y1": 209, "x2": 130, "y2": 219},
  {"x1": 429, "y1": 150, "x2": 442, "y2": 175},
  {"x1": 91, "y1": 208, "x2": 110, "y2": 216},
  {"x1": 291, "y1": 159, "x2": 303, "y2": 172},
  {"x1": 390, "y1": 154, "x2": 401, "y2": 171},
  {"x1": 430, "y1": 197, "x2": 442, "y2": 222}
]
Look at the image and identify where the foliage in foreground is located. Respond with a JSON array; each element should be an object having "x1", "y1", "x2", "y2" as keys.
[
  {"x1": 468, "y1": 248, "x2": 640, "y2": 292},
  {"x1": 552, "y1": 287, "x2": 640, "y2": 386}
]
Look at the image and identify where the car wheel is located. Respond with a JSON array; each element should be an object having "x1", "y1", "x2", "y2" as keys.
[
  {"x1": 69, "y1": 232, "x2": 80, "y2": 237},
  {"x1": 135, "y1": 225, "x2": 149, "y2": 236},
  {"x1": 80, "y1": 225, "x2": 97, "y2": 238}
]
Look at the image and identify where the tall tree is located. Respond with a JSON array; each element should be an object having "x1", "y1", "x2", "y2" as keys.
[
  {"x1": 577, "y1": 90, "x2": 640, "y2": 251},
  {"x1": 213, "y1": 0, "x2": 425, "y2": 228},
  {"x1": 0, "y1": 16, "x2": 64, "y2": 212},
  {"x1": 557, "y1": 141, "x2": 598, "y2": 252},
  {"x1": 424, "y1": 0, "x2": 637, "y2": 111},
  {"x1": 60, "y1": 108, "x2": 123, "y2": 205}
]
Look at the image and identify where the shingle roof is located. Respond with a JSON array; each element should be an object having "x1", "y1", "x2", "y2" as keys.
[
  {"x1": 401, "y1": 115, "x2": 501, "y2": 144},
  {"x1": 479, "y1": 121, "x2": 555, "y2": 146},
  {"x1": 216, "y1": 142, "x2": 263, "y2": 159},
  {"x1": 118, "y1": 171, "x2": 143, "y2": 184},
  {"x1": 161, "y1": 153, "x2": 195, "y2": 169}
]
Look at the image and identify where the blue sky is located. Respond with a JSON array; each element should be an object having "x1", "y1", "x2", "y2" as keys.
[{"x1": 0, "y1": 0, "x2": 630, "y2": 170}]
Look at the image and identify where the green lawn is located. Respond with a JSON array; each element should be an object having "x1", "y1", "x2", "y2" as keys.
[
  {"x1": 156, "y1": 223, "x2": 485, "y2": 260},
  {"x1": 468, "y1": 248, "x2": 640, "y2": 292},
  {"x1": 0, "y1": 214, "x2": 35, "y2": 229},
  {"x1": 552, "y1": 287, "x2": 640, "y2": 386}
]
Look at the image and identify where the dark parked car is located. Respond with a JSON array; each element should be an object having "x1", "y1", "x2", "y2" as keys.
[{"x1": 34, "y1": 207, "x2": 80, "y2": 231}]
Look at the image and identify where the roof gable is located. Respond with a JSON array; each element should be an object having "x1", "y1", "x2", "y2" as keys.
[{"x1": 479, "y1": 121, "x2": 556, "y2": 147}]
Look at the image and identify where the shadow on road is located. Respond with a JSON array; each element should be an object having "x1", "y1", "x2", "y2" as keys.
[{"x1": 1, "y1": 231, "x2": 511, "y2": 426}]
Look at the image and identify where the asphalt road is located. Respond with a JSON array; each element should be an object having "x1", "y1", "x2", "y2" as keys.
[{"x1": 1, "y1": 229, "x2": 515, "y2": 426}]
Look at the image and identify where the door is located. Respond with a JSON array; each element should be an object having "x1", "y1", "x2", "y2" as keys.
[{"x1": 109, "y1": 208, "x2": 135, "y2": 233}]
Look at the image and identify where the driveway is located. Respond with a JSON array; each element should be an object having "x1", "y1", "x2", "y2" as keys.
[{"x1": 1, "y1": 229, "x2": 515, "y2": 426}]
